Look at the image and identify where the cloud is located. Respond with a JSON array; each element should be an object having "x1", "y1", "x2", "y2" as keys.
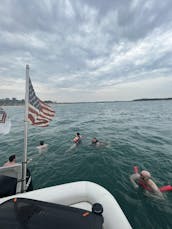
[
  {"x1": 92, "y1": 76, "x2": 172, "y2": 102},
  {"x1": 0, "y1": 0, "x2": 171, "y2": 102}
]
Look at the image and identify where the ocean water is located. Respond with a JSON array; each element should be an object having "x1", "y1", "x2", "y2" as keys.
[{"x1": 0, "y1": 101, "x2": 172, "y2": 229}]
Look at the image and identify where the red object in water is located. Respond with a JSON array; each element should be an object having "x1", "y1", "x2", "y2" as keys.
[
  {"x1": 133, "y1": 166, "x2": 172, "y2": 192},
  {"x1": 159, "y1": 185, "x2": 172, "y2": 192}
]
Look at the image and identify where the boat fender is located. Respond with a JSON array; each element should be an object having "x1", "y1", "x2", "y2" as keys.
[{"x1": 92, "y1": 203, "x2": 103, "y2": 215}]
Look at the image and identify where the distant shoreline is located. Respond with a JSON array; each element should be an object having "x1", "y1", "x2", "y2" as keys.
[
  {"x1": 132, "y1": 98, "x2": 172, "y2": 102},
  {"x1": 0, "y1": 97, "x2": 172, "y2": 106}
]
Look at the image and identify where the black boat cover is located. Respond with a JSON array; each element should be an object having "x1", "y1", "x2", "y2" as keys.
[
  {"x1": 0, "y1": 198, "x2": 104, "y2": 229},
  {"x1": 0, "y1": 175, "x2": 17, "y2": 198}
]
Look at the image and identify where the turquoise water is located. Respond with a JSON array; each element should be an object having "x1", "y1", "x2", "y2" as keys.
[{"x1": 0, "y1": 101, "x2": 172, "y2": 229}]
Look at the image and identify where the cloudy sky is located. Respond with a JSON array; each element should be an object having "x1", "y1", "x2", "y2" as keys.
[{"x1": 0, "y1": 0, "x2": 172, "y2": 102}]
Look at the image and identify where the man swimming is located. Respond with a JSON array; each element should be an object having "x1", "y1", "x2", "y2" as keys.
[
  {"x1": 130, "y1": 170, "x2": 163, "y2": 199},
  {"x1": 3, "y1": 154, "x2": 16, "y2": 167},
  {"x1": 73, "y1": 133, "x2": 82, "y2": 144},
  {"x1": 91, "y1": 138, "x2": 105, "y2": 146},
  {"x1": 36, "y1": 140, "x2": 48, "y2": 152}
]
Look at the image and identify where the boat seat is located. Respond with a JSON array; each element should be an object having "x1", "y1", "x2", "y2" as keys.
[
  {"x1": 0, "y1": 198, "x2": 104, "y2": 229},
  {"x1": 0, "y1": 175, "x2": 17, "y2": 198}
]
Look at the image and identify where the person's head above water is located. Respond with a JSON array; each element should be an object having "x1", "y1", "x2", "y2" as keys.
[
  {"x1": 40, "y1": 141, "x2": 44, "y2": 146},
  {"x1": 92, "y1": 138, "x2": 99, "y2": 144},
  {"x1": 76, "y1": 132, "x2": 80, "y2": 136},
  {"x1": 9, "y1": 154, "x2": 16, "y2": 162},
  {"x1": 140, "y1": 170, "x2": 151, "y2": 180}
]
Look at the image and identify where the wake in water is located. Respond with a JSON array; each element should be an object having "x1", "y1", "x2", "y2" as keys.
[
  {"x1": 65, "y1": 143, "x2": 77, "y2": 152},
  {"x1": 65, "y1": 140, "x2": 111, "y2": 153},
  {"x1": 0, "y1": 119, "x2": 11, "y2": 135}
]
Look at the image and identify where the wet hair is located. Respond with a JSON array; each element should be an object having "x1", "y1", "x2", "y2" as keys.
[
  {"x1": 76, "y1": 133, "x2": 80, "y2": 136},
  {"x1": 9, "y1": 154, "x2": 16, "y2": 162},
  {"x1": 92, "y1": 138, "x2": 99, "y2": 144},
  {"x1": 40, "y1": 141, "x2": 44, "y2": 146}
]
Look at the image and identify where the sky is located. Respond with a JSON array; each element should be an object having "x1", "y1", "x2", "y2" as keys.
[{"x1": 0, "y1": 0, "x2": 172, "y2": 102}]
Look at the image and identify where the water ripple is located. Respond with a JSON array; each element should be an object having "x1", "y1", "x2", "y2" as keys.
[{"x1": 1, "y1": 101, "x2": 172, "y2": 228}]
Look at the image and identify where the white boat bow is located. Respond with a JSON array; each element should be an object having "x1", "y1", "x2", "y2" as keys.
[{"x1": 0, "y1": 181, "x2": 132, "y2": 229}]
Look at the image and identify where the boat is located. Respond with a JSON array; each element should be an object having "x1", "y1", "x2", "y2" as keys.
[
  {"x1": 0, "y1": 179, "x2": 132, "y2": 229},
  {"x1": 0, "y1": 65, "x2": 133, "y2": 228},
  {"x1": 0, "y1": 107, "x2": 11, "y2": 135},
  {"x1": 0, "y1": 163, "x2": 33, "y2": 198}
]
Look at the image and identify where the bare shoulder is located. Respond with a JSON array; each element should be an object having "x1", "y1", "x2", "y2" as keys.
[
  {"x1": 130, "y1": 173, "x2": 140, "y2": 180},
  {"x1": 148, "y1": 179, "x2": 158, "y2": 188},
  {"x1": 147, "y1": 179, "x2": 164, "y2": 198},
  {"x1": 36, "y1": 144, "x2": 48, "y2": 149}
]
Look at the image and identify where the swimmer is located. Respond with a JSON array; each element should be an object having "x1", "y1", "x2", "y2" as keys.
[
  {"x1": 3, "y1": 154, "x2": 16, "y2": 167},
  {"x1": 91, "y1": 137, "x2": 105, "y2": 146},
  {"x1": 73, "y1": 133, "x2": 82, "y2": 144},
  {"x1": 36, "y1": 141, "x2": 48, "y2": 151},
  {"x1": 130, "y1": 170, "x2": 163, "y2": 199}
]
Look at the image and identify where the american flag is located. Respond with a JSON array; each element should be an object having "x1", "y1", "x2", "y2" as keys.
[
  {"x1": 0, "y1": 108, "x2": 7, "y2": 123},
  {"x1": 28, "y1": 77, "x2": 55, "y2": 127}
]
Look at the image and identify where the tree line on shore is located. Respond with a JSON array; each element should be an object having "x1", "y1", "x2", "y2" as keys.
[{"x1": 0, "y1": 98, "x2": 54, "y2": 106}]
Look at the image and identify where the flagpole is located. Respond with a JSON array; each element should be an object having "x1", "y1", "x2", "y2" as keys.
[{"x1": 22, "y1": 64, "x2": 29, "y2": 192}]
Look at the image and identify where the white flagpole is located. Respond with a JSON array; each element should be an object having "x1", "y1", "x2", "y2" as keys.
[{"x1": 22, "y1": 64, "x2": 30, "y2": 192}]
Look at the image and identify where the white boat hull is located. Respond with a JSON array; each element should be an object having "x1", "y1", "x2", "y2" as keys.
[{"x1": 0, "y1": 181, "x2": 132, "y2": 229}]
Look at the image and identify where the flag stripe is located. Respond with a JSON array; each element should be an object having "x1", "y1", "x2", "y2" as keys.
[
  {"x1": 29, "y1": 105, "x2": 52, "y2": 121},
  {"x1": 28, "y1": 77, "x2": 55, "y2": 127},
  {"x1": 39, "y1": 100, "x2": 55, "y2": 113},
  {"x1": 28, "y1": 114, "x2": 49, "y2": 127}
]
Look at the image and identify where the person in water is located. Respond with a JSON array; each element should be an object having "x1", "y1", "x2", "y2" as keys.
[
  {"x1": 40, "y1": 141, "x2": 44, "y2": 146},
  {"x1": 36, "y1": 140, "x2": 48, "y2": 150},
  {"x1": 130, "y1": 170, "x2": 163, "y2": 198},
  {"x1": 73, "y1": 132, "x2": 82, "y2": 144},
  {"x1": 91, "y1": 137, "x2": 105, "y2": 146},
  {"x1": 3, "y1": 154, "x2": 16, "y2": 167}
]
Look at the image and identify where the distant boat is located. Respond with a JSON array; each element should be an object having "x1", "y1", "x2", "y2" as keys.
[{"x1": 0, "y1": 107, "x2": 11, "y2": 135}]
